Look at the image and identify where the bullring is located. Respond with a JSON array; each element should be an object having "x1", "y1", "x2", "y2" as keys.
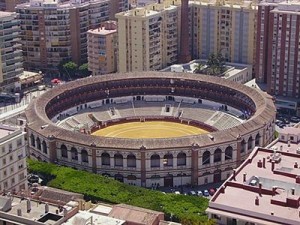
[{"x1": 25, "y1": 72, "x2": 276, "y2": 188}]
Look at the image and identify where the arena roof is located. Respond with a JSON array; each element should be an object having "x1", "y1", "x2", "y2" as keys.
[{"x1": 25, "y1": 72, "x2": 276, "y2": 149}]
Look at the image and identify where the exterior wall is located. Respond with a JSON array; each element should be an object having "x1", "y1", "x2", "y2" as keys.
[
  {"x1": 0, "y1": 12, "x2": 23, "y2": 93},
  {"x1": 0, "y1": 126, "x2": 27, "y2": 193},
  {"x1": 87, "y1": 21, "x2": 118, "y2": 75},
  {"x1": 0, "y1": 0, "x2": 28, "y2": 12},
  {"x1": 16, "y1": 0, "x2": 128, "y2": 71},
  {"x1": 116, "y1": 0, "x2": 180, "y2": 72}
]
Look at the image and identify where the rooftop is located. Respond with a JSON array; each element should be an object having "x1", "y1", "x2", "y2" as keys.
[
  {"x1": 0, "y1": 124, "x2": 18, "y2": 139},
  {"x1": 207, "y1": 147, "x2": 300, "y2": 225}
]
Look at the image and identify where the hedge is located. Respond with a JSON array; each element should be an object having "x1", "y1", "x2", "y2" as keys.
[{"x1": 28, "y1": 159, "x2": 214, "y2": 225}]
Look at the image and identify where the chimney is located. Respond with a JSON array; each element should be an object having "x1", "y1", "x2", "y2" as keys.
[
  {"x1": 45, "y1": 203, "x2": 49, "y2": 213},
  {"x1": 63, "y1": 207, "x2": 68, "y2": 217},
  {"x1": 291, "y1": 188, "x2": 295, "y2": 195},
  {"x1": 271, "y1": 160, "x2": 275, "y2": 171},
  {"x1": 243, "y1": 173, "x2": 247, "y2": 182},
  {"x1": 26, "y1": 199, "x2": 31, "y2": 213},
  {"x1": 257, "y1": 160, "x2": 263, "y2": 168},
  {"x1": 259, "y1": 182, "x2": 262, "y2": 196},
  {"x1": 294, "y1": 162, "x2": 298, "y2": 168},
  {"x1": 17, "y1": 208, "x2": 22, "y2": 217},
  {"x1": 220, "y1": 186, "x2": 225, "y2": 194},
  {"x1": 263, "y1": 158, "x2": 266, "y2": 168},
  {"x1": 255, "y1": 196, "x2": 259, "y2": 205},
  {"x1": 272, "y1": 186, "x2": 277, "y2": 196}
]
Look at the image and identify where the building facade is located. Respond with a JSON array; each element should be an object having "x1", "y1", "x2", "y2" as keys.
[
  {"x1": 116, "y1": 0, "x2": 180, "y2": 72},
  {"x1": 16, "y1": 0, "x2": 128, "y2": 71},
  {"x1": 0, "y1": 12, "x2": 23, "y2": 93},
  {"x1": 0, "y1": 0, "x2": 28, "y2": 12},
  {"x1": 0, "y1": 124, "x2": 27, "y2": 193},
  {"x1": 191, "y1": 0, "x2": 257, "y2": 65},
  {"x1": 117, "y1": 0, "x2": 257, "y2": 73},
  {"x1": 87, "y1": 21, "x2": 118, "y2": 75}
]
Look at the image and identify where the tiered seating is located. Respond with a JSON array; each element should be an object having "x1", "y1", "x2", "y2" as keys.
[
  {"x1": 74, "y1": 113, "x2": 94, "y2": 127},
  {"x1": 134, "y1": 101, "x2": 163, "y2": 116},
  {"x1": 211, "y1": 113, "x2": 242, "y2": 130},
  {"x1": 115, "y1": 102, "x2": 135, "y2": 117}
]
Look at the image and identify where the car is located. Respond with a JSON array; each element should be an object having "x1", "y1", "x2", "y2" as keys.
[
  {"x1": 197, "y1": 190, "x2": 203, "y2": 196},
  {"x1": 290, "y1": 116, "x2": 300, "y2": 123},
  {"x1": 189, "y1": 191, "x2": 197, "y2": 196},
  {"x1": 203, "y1": 190, "x2": 209, "y2": 197},
  {"x1": 174, "y1": 191, "x2": 180, "y2": 195},
  {"x1": 209, "y1": 188, "x2": 216, "y2": 196}
]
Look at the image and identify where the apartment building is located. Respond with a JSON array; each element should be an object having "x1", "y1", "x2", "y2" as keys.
[
  {"x1": 0, "y1": 124, "x2": 27, "y2": 193},
  {"x1": 0, "y1": 0, "x2": 28, "y2": 12},
  {"x1": 191, "y1": 0, "x2": 257, "y2": 65},
  {"x1": 87, "y1": 21, "x2": 118, "y2": 75},
  {"x1": 116, "y1": 0, "x2": 180, "y2": 72},
  {"x1": 16, "y1": 0, "x2": 128, "y2": 71},
  {"x1": 0, "y1": 12, "x2": 23, "y2": 93}
]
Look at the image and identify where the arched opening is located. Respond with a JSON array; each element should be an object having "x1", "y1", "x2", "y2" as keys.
[
  {"x1": 163, "y1": 153, "x2": 173, "y2": 167},
  {"x1": 151, "y1": 154, "x2": 160, "y2": 168},
  {"x1": 177, "y1": 152, "x2": 186, "y2": 166},
  {"x1": 202, "y1": 151, "x2": 210, "y2": 165},
  {"x1": 42, "y1": 140, "x2": 47, "y2": 154},
  {"x1": 214, "y1": 148, "x2": 222, "y2": 163},
  {"x1": 225, "y1": 146, "x2": 233, "y2": 160},
  {"x1": 248, "y1": 136, "x2": 253, "y2": 150},
  {"x1": 255, "y1": 133, "x2": 261, "y2": 146},
  {"x1": 114, "y1": 153, "x2": 123, "y2": 167},
  {"x1": 115, "y1": 174, "x2": 124, "y2": 182},
  {"x1": 71, "y1": 147, "x2": 78, "y2": 160},
  {"x1": 61, "y1": 144, "x2": 68, "y2": 158},
  {"x1": 127, "y1": 154, "x2": 136, "y2": 168},
  {"x1": 30, "y1": 134, "x2": 35, "y2": 147},
  {"x1": 164, "y1": 174, "x2": 173, "y2": 187},
  {"x1": 213, "y1": 169, "x2": 222, "y2": 183},
  {"x1": 241, "y1": 139, "x2": 246, "y2": 153},
  {"x1": 36, "y1": 137, "x2": 41, "y2": 150},
  {"x1": 81, "y1": 149, "x2": 88, "y2": 163},
  {"x1": 101, "y1": 152, "x2": 110, "y2": 166}
]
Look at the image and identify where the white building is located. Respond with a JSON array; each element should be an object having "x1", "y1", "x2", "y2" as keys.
[{"x1": 0, "y1": 124, "x2": 27, "y2": 193}]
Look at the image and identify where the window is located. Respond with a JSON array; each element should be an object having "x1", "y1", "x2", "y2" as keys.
[
  {"x1": 9, "y1": 155, "x2": 13, "y2": 161},
  {"x1": 11, "y1": 178, "x2": 15, "y2": 185},
  {"x1": 2, "y1": 158, "x2": 6, "y2": 166},
  {"x1": 10, "y1": 167, "x2": 14, "y2": 173},
  {"x1": 2, "y1": 146, "x2": 5, "y2": 154},
  {"x1": 19, "y1": 172, "x2": 25, "y2": 180},
  {"x1": 17, "y1": 139, "x2": 22, "y2": 147},
  {"x1": 9, "y1": 143, "x2": 12, "y2": 151}
]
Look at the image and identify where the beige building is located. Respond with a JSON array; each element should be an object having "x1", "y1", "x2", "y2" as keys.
[
  {"x1": 87, "y1": 21, "x2": 118, "y2": 75},
  {"x1": 116, "y1": 0, "x2": 180, "y2": 72},
  {"x1": 191, "y1": 0, "x2": 257, "y2": 65},
  {"x1": 117, "y1": 0, "x2": 257, "y2": 73},
  {"x1": 16, "y1": 0, "x2": 128, "y2": 71},
  {"x1": 0, "y1": 124, "x2": 27, "y2": 193},
  {"x1": 0, "y1": 12, "x2": 24, "y2": 93}
]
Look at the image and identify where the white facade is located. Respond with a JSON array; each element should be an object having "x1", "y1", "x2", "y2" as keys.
[{"x1": 0, "y1": 124, "x2": 27, "y2": 193}]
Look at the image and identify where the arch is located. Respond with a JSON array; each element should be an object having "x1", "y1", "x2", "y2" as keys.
[
  {"x1": 163, "y1": 153, "x2": 173, "y2": 167},
  {"x1": 202, "y1": 151, "x2": 210, "y2": 165},
  {"x1": 61, "y1": 144, "x2": 68, "y2": 158},
  {"x1": 255, "y1": 133, "x2": 261, "y2": 146},
  {"x1": 177, "y1": 152, "x2": 186, "y2": 166},
  {"x1": 127, "y1": 154, "x2": 136, "y2": 168},
  {"x1": 71, "y1": 147, "x2": 78, "y2": 160},
  {"x1": 101, "y1": 152, "x2": 110, "y2": 166},
  {"x1": 114, "y1": 153, "x2": 123, "y2": 167},
  {"x1": 248, "y1": 136, "x2": 253, "y2": 150},
  {"x1": 42, "y1": 140, "x2": 47, "y2": 154},
  {"x1": 30, "y1": 134, "x2": 35, "y2": 147},
  {"x1": 241, "y1": 139, "x2": 246, "y2": 153},
  {"x1": 127, "y1": 175, "x2": 137, "y2": 180},
  {"x1": 225, "y1": 146, "x2": 233, "y2": 160},
  {"x1": 214, "y1": 148, "x2": 222, "y2": 163},
  {"x1": 151, "y1": 154, "x2": 160, "y2": 168},
  {"x1": 81, "y1": 149, "x2": 88, "y2": 163},
  {"x1": 115, "y1": 174, "x2": 124, "y2": 182},
  {"x1": 36, "y1": 137, "x2": 41, "y2": 150}
]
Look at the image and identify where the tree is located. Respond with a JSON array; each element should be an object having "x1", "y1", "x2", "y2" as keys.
[
  {"x1": 78, "y1": 63, "x2": 90, "y2": 77},
  {"x1": 63, "y1": 61, "x2": 78, "y2": 79}
]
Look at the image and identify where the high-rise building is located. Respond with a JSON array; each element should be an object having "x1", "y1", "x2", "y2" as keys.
[
  {"x1": 87, "y1": 21, "x2": 118, "y2": 75},
  {"x1": 0, "y1": 12, "x2": 23, "y2": 93},
  {"x1": 117, "y1": 0, "x2": 257, "y2": 73},
  {"x1": 256, "y1": 0, "x2": 300, "y2": 99},
  {"x1": 116, "y1": 0, "x2": 180, "y2": 72},
  {"x1": 0, "y1": 0, "x2": 28, "y2": 12},
  {"x1": 16, "y1": 0, "x2": 128, "y2": 71},
  {"x1": 191, "y1": 0, "x2": 257, "y2": 65},
  {"x1": 0, "y1": 124, "x2": 27, "y2": 193}
]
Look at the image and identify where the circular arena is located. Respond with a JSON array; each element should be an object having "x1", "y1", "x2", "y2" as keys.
[{"x1": 25, "y1": 72, "x2": 276, "y2": 188}]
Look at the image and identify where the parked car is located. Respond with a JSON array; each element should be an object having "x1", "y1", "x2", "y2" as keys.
[
  {"x1": 203, "y1": 190, "x2": 209, "y2": 197},
  {"x1": 209, "y1": 188, "x2": 216, "y2": 196},
  {"x1": 197, "y1": 190, "x2": 203, "y2": 196},
  {"x1": 174, "y1": 191, "x2": 180, "y2": 195},
  {"x1": 189, "y1": 191, "x2": 197, "y2": 196}
]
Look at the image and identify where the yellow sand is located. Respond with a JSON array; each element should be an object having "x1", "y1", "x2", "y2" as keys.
[{"x1": 92, "y1": 121, "x2": 208, "y2": 139}]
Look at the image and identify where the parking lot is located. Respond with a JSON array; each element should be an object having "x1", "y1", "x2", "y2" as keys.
[{"x1": 275, "y1": 113, "x2": 300, "y2": 130}]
